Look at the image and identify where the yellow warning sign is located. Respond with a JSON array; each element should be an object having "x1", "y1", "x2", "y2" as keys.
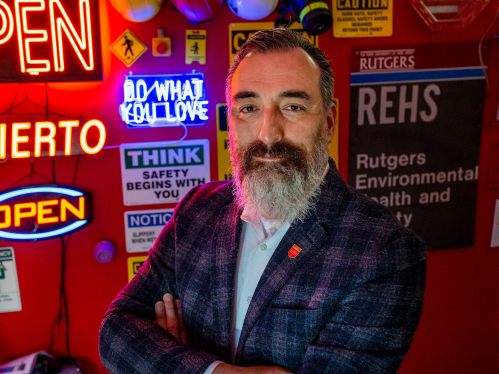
[
  {"x1": 186, "y1": 30, "x2": 206, "y2": 65},
  {"x1": 127, "y1": 255, "x2": 148, "y2": 282},
  {"x1": 110, "y1": 30, "x2": 147, "y2": 67},
  {"x1": 333, "y1": 0, "x2": 392, "y2": 38},
  {"x1": 216, "y1": 104, "x2": 232, "y2": 181},
  {"x1": 216, "y1": 99, "x2": 339, "y2": 181},
  {"x1": 329, "y1": 98, "x2": 339, "y2": 165},
  {"x1": 229, "y1": 23, "x2": 318, "y2": 64}
]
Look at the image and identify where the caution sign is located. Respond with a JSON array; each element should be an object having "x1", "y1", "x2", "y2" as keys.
[
  {"x1": 120, "y1": 139, "x2": 211, "y2": 206},
  {"x1": 230, "y1": 23, "x2": 318, "y2": 64},
  {"x1": 186, "y1": 30, "x2": 206, "y2": 65},
  {"x1": 127, "y1": 255, "x2": 148, "y2": 282},
  {"x1": 329, "y1": 98, "x2": 339, "y2": 165},
  {"x1": 0, "y1": 248, "x2": 21, "y2": 313},
  {"x1": 333, "y1": 0, "x2": 393, "y2": 38},
  {"x1": 110, "y1": 30, "x2": 147, "y2": 67},
  {"x1": 216, "y1": 104, "x2": 232, "y2": 181},
  {"x1": 124, "y1": 208, "x2": 174, "y2": 253}
]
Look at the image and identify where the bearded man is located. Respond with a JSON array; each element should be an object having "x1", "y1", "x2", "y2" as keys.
[{"x1": 99, "y1": 29, "x2": 426, "y2": 374}]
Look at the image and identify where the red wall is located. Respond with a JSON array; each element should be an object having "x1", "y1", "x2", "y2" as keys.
[{"x1": 1, "y1": 1, "x2": 499, "y2": 373}]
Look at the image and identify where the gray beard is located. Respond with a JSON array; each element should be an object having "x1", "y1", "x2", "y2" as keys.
[{"x1": 230, "y1": 126, "x2": 330, "y2": 223}]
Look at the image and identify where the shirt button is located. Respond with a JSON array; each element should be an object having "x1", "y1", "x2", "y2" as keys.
[
  {"x1": 260, "y1": 243, "x2": 267, "y2": 251},
  {"x1": 246, "y1": 296, "x2": 252, "y2": 304}
]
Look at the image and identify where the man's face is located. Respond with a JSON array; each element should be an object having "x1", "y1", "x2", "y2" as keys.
[
  {"x1": 229, "y1": 48, "x2": 335, "y2": 168},
  {"x1": 228, "y1": 48, "x2": 335, "y2": 222}
]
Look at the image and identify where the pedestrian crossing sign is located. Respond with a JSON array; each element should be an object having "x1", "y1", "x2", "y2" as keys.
[{"x1": 110, "y1": 30, "x2": 147, "y2": 67}]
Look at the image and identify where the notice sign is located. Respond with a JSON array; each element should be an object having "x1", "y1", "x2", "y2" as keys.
[
  {"x1": 0, "y1": 247, "x2": 21, "y2": 313},
  {"x1": 120, "y1": 139, "x2": 210, "y2": 206},
  {"x1": 333, "y1": 0, "x2": 392, "y2": 38},
  {"x1": 348, "y1": 43, "x2": 487, "y2": 249},
  {"x1": 125, "y1": 208, "x2": 173, "y2": 253}
]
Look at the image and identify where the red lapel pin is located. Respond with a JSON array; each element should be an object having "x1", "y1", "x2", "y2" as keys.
[{"x1": 288, "y1": 244, "x2": 302, "y2": 258}]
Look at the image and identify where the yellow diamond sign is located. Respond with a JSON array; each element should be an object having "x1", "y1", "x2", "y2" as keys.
[{"x1": 110, "y1": 30, "x2": 147, "y2": 67}]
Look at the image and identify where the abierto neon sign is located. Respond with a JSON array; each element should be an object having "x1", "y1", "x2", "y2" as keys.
[
  {"x1": 0, "y1": 186, "x2": 92, "y2": 241},
  {"x1": 120, "y1": 73, "x2": 209, "y2": 128},
  {"x1": 0, "y1": 119, "x2": 106, "y2": 158},
  {"x1": 0, "y1": 0, "x2": 102, "y2": 82}
]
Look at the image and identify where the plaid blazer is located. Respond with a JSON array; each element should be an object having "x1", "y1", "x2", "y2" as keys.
[{"x1": 99, "y1": 159, "x2": 427, "y2": 374}]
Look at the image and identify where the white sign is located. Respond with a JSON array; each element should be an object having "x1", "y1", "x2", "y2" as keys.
[
  {"x1": 491, "y1": 199, "x2": 499, "y2": 247},
  {"x1": 125, "y1": 208, "x2": 174, "y2": 253},
  {"x1": 0, "y1": 247, "x2": 22, "y2": 313},
  {"x1": 120, "y1": 139, "x2": 210, "y2": 206}
]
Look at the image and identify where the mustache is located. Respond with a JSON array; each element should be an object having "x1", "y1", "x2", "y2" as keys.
[{"x1": 241, "y1": 140, "x2": 307, "y2": 170}]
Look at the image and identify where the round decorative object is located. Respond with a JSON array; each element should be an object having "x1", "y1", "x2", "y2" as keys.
[
  {"x1": 94, "y1": 240, "x2": 116, "y2": 263},
  {"x1": 227, "y1": 0, "x2": 279, "y2": 20},
  {"x1": 170, "y1": 0, "x2": 223, "y2": 23},
  {"x1": 108, "y1": 0, "x2": 164, "y2": 22}
]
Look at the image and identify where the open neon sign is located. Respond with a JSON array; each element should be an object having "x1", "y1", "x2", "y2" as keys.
[
  {"x1": 120, "y1": 73, "x2": 209, "y2": 128},
  {"x1": 0, "y1": 0, "x2": 102, "y2": 82},
  {"x1": 0, "y1": 186, "x2": 92, "y2": 241}
]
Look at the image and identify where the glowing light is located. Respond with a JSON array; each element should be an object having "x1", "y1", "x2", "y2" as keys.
[
  {"x1": 15, "y1": 0, "x2": 51, "y2": 75},
  {"x1": 0, "y1": 220, "x2": 87, "y2": 240},
  {"x1": 35, "y1": 121, "x2": 56, "y2": 156},
  {"x1": 0, "y1": 1, "x2": 14, "y2": 44},
  {"x1": 49, "y1": 0, "x2": 93, "y2": 72},
  {"x1": 60, "y1": 196, "x2": 84, "y2": 221},
  {"x1": 14, "y1": 202, "x2": 36, "y2": 226},
  {"x1": 0, "y1": 187, "x2": 83, "y2": 203},
  {"x1": 0, "y1": 205, "x2": 11, "y2": 229},
  {"x1": 120, "y1": 73, "x2": 208, "y2": 128},
  {"x1": 79, "y1": 119, "x2": 106, "y2": 154},
  {"x1": 37, "y1": 199, "x2": 59, "y2": 224},
  {"x1": 11, "y1": 122, "x2": 30, "y2": 158},
  {"x1": 0, "y1": 123, "x2": 5, "y2": 159},
  {"x1": 59, "y1": 120, "x2": 79, "y2": 155}
]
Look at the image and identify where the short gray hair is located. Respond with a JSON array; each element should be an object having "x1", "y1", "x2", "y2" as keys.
[{"x1": 225, "y1": 28, "x2": 334, "y2": 111}]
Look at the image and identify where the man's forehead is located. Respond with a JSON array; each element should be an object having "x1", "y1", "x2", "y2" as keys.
[{"x1": 230, "y1": 48, "x2": 321, "y2": 97}]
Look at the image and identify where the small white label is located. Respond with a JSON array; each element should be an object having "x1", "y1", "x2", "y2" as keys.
[
  {"x1": 0, "y1": 247, "x2": 22, "y2": 313},
  {"x1": 491, "y1": 200, "x2": 499, "y2": 247}
]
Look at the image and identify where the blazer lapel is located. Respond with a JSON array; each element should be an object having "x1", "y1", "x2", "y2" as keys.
[
  {"x1": 213, "y1": 201, "x2": 243, "y2": 362},
  {"x1": 234, "y1": 159, "x2": 346, "y2": 363},
  {"x1": 235, "y1": 214, "x2": 329, "y2": 363}
]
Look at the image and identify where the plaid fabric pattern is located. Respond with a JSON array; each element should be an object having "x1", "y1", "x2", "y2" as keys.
[{"x1": 99, "y1": 159, "x2": 427, "y2": 374}]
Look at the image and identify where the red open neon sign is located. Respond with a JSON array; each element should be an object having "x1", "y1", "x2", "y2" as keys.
[{"x1": 0, "y1": 0, "x2": 102, "y2": 82}]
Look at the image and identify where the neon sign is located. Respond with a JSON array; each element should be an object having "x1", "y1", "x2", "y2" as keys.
[
  {"x1": 0, "y1": 0, "x2": 102, "y2": 83},
  {"x1": 0, "y1": 185, "x2": 92, "y2": 241},
  {"x1": 120, "y1": 73, "x2": 208, "y2": 128},
  {"x1": 0, "y1": 119, "x2": 106, "y2": 158}
]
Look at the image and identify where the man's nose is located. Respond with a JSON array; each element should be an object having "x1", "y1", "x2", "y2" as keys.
[{"x1": 258, "y1": 107, "x2": 284, "y2": 145}]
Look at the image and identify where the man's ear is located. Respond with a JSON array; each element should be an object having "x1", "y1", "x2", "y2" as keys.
[{"x1": 326, "y1": 101, "x2": 337, "y2": 144}]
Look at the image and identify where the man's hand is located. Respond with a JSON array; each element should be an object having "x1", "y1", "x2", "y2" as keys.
[
  {"x1": 155, "y1": 293, "x2": 188, "y2": 345},
  {"x1": 155, "y1": 294, "x2": 293, "y2": 374}
]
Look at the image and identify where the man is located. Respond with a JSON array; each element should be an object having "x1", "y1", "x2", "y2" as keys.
[{"x1": 99, "y1": 29, "x2": 426, "y2": 373}]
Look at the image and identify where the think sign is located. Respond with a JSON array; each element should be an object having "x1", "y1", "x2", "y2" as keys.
[
  {"x1": 0, "y1": 185, "x2": 92, "y2": 241},
  {"x1": 119, "y1": 73, "x2": 208, "y2": 128},
  {"x1": 0, "y1": 0, "x2": 102, "y2": 83}
]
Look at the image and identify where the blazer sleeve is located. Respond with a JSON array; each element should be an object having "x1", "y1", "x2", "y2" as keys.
[
  {"x1": 296, "y1": 233, "x2": 427, "y2": 374},
  {"x1": 98, "y1": 186, "x2": 220, "y2": 374}
]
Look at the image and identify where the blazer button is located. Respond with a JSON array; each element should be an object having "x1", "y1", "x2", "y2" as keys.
[{"x1": 260, "y1": 243, "x2": 267, "y2": 251}]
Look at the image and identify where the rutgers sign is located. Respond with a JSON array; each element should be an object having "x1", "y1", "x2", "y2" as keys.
[
  {"x1": 0, "y1": 186, "x2": 92, "y2": 241},
  {"x1": 0, "y1": 0, "x2": 102, "y2": 82}
]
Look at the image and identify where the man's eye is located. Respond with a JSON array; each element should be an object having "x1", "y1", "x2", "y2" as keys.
[
  {"x1": 286, "y1": 105, "x2": 303, "y2": 111},
  {"x1": 241, "y1": 106, "x2": 256, "y2": 113}
]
